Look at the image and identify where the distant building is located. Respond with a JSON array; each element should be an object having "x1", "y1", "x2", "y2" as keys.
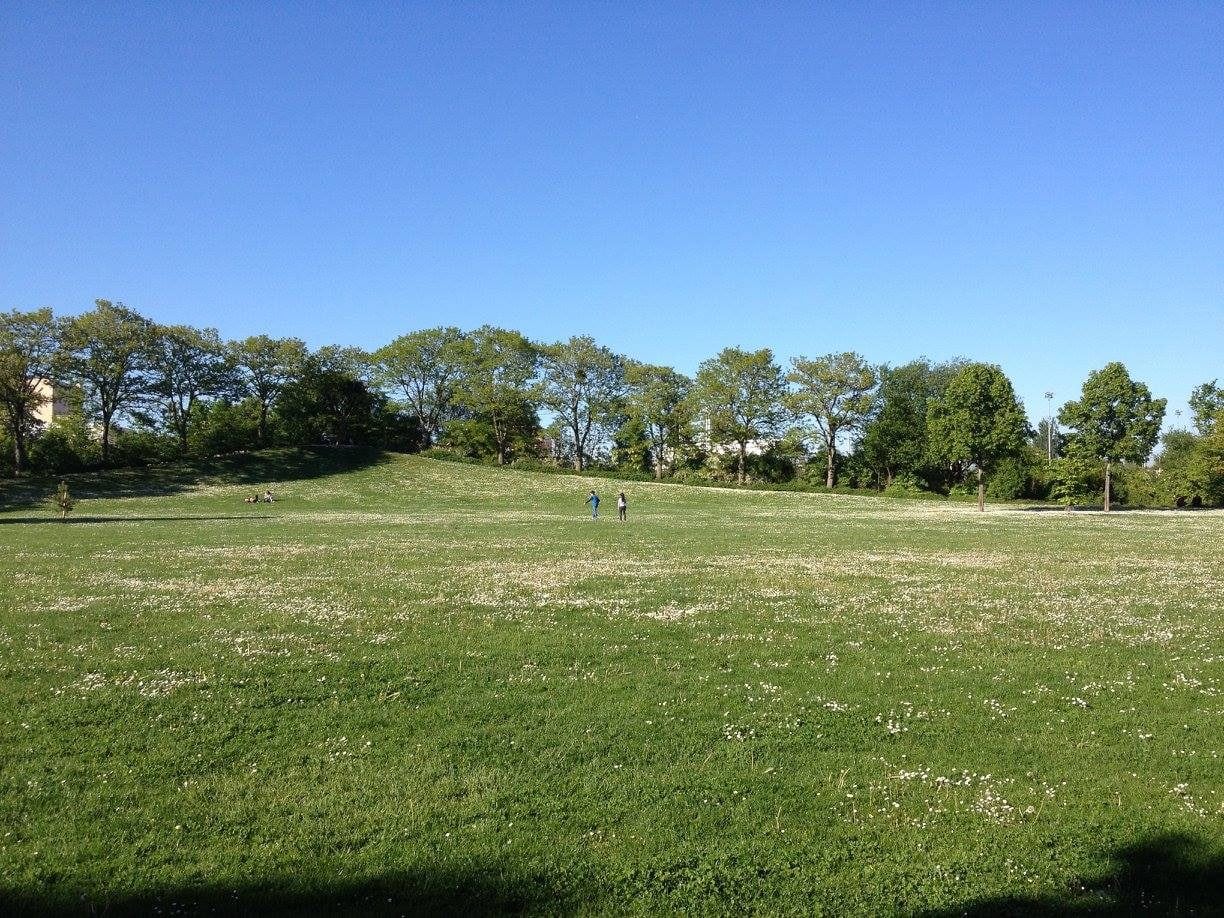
[
  {"x1": 30, "y1": 378, "x2": 70, "y2": 428},
  {"x1": 694, "y1": 415, "x2": 773, "y2": 457}
]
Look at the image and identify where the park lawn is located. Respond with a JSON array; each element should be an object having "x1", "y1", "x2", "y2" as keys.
[{"x1": 1, "y1": 450, "x2": 1221, "y2": 915}]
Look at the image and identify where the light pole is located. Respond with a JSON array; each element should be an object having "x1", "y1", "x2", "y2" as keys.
[{"x1": 1044, "y1": 391, "x2": 1054, "y2": 462}]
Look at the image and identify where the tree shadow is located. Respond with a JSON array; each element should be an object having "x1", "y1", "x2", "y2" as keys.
[
  {"x1": 1018, "y1": 506, "x2": 1217, "y2": 513},
  {"x1": 0, "y1": 515, "x2": 274, "y2": 524},
  {"x1": 916, "y1": 832, "x2": 1224, "y2": 917},
  {"x1": 0, "y1": 447, "x2": 395, "y2": 513},
  {"x1": 3, "y1": 833, "x2": 1218, "y2": 916},
  {"x1": 0, "y1": 862, "x2": 588, "y2": 917}
]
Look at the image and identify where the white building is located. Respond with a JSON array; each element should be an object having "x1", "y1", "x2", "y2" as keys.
[{"x1": 30, "y1": 378, "x2": 70, "y2": 428}]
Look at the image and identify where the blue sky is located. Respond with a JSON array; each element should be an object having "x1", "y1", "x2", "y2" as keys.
[{"x1": 3, "y1": 2, "x2": 1221, "y2": 427}]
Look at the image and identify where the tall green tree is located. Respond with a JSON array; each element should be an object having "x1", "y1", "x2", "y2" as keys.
[
  {"x1": 374, "y1": 327, "x2": 468, "y2": 446},
  {"x1": 540, "y1": 336, "x2": 625, "y2": 471},
  {"x1": 691, "y1": 347, "x2": 787, "y2": 485},
  {"x1": 232, "y1": 335, "x2": 308, "y2": 445},
  {"x1": 1059, "y1": 362, "x2": 1166, "y2": 511},
  {"x1": 314, "y1": 345, "x2": 373, "y2": 380},
  {"x1": 1191, "y1": 411, "x2": 1224, "y2": 505},
  {"x1": 927, "y1": 362, "x2": 1029, "y2": 511},
  {"x1": 1189, "y1": 381, "x2": 1223, "y2": 435},
  {"x1": 859, "y1": 358, "x2": 966, "y2": 489},
  {"x1": 0, "y1": 307, "x2": 60, "y2": 474},
  {"x1": 455, "y1": 326, "x2": 540, "y2": 465},
  {"x1": 276, "y1": 356, "x2": 380, "y2": 446},
  {"x1": 787, "y1": 352, "x2": 878, "y2": 489},
  {"x1": 149, "y1": 325, "x2": 237, "y2": 451},
  {"x1": 1154, "y1": 429, "x2": 1207, "y2": 506},
  {"x1": 58, "y1": 300, "x2": 156, "y2": 464},
  {"x1": 624, "y1": 361, "x2": 693, "y2": 479}
]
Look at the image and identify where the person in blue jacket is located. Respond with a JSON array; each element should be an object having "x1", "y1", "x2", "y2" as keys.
[{"x1": 586, "y1": 489, "x2": 600, "y2": 519}]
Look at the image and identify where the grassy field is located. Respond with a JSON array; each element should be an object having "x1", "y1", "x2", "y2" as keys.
[{"x1": 1, "y1": 450, "x2": 1221, "y2": 916}]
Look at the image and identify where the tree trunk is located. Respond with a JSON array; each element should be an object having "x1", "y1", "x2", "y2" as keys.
[
  {"x1": 826, "y1": 445, "x2": 836, "y2": 489},
  {"x1": 258, "y1": 403, "x2": 269, "y2": 445},
  {"x1": 570, "y1": 416, "x2": 584, "y2": 471},
  {"x1": 654, "y1": 453, "x2": 662, "y2": 480},
  {"x1": 13, "y1": 429, "x2": 26, "y2": 476},
  {"x1": 1104, "y1": 460, "x2": 1112, "y2": 512},
  {"x1": 977, "y1": 467, "x2": 985, "y2": 512},
  {"x1": 496, "y1": 445, "x2": 506, "y2": 465},
  {"x1": 101, "y1": 416, "x2": 112, "y2": 464},
  {"x1": 738, "y1": 442, "x2": 747, "y2": 485}
]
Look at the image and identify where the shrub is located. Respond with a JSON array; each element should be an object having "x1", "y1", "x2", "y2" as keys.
[
  {"x1": 986, "y1": 456, "x2": 1030, "y2": 500},
  {"x1": 50, "y1": 480, "x2": 75, "y2": 520},
  {"x1": 883, "y1": 472, "x2": 927, "y2": 496},
  {"x1": 1048, "y1": 456, "x2": 1103, "y2": 507}
]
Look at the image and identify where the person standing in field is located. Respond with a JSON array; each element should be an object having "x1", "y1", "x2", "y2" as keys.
[
  {"x1": 586, "y1": 489, "x2": 600, "y2": 519},
  {"x1": 617, "y1": 491, "x2": 627, "y2": 521}
]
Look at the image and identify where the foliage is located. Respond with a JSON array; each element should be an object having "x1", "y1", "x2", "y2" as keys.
[
  {"x1": 786, "y1": 352, "x2": 877, "y2": 489},
  {"x1": 0, "y1": 307, "x2": 60, "y2": 475},
  {"x1": 49, "y1": 479, "x2": 74, "y2": 518},
  {"x1": 1188, "y1": 380, "x2": 1223, "y2": 435},
  {"x1": 190, "y1": 398, "x2": 263, "y2": 457},
  {"x1": 927, "y1": 363, "x2": 1030, "y2": 510},
  {"x1": 439, "y1": 403, "x2": 539, "y2": 464},
  {"x1": 1031, "y1": 418, "x2": 1065, "y2": 461},
  {"x1": 1152, "y1": 429, "x2": 1208, "y2": 507},
  {"x1": 57, "y1": 300, "x2": 157, "y2": 464},
  {"x1": 539, "y1": 336, "x2": 626, "y2": 471},
  {"x1": 985, "y1": 453, "x2": 1038, "y2": 501},
  {"x1": 454, "y1": 326, "x2": 540, "y2": 465},
  {"x1": 859, "y1": 358, "x2": 967, "y2": 491},
  {"x1": 611, "y1": 414, "x2": 652, "y2": 474},
  {"x1": 1059, "y1": 362, "x2": 1166, "y2": 510},
  {"x1": 3, "y1": 304, "x2": 1211, "y2": 512},
  {"x1": 232, "y1": 335, "x2": 308, "y2": 445},
  {"x1": 1048, "y1": 455, "x2": 1104, "y2": 506},
  {"x1": 623, "y1": 361, "x2": 693, "y2": 479},
  {"x1": 276, "y1": 360, "x2": 385, "y2": 446},
  {"x1": 1191, "y1": 411, "x2": 1224, "y2": 504},
  {"x1": 313, "y1": 344, "x2": 373, "y2": 380},
  {"x1": 149, "y1": 325, "x2": 238, "y2": 451},
  {"x1": 882, "y1": 470, "x2": 928, "y2": 496},
  {"x1": 374, "y1": 327, "x2": 468, "y2": 446},
  {"x1": 26, "y1": 422, "x2": 89, "y2": 474},
  {"x1": 691, "y1": 347, "x2": 788, "y2": 485}
]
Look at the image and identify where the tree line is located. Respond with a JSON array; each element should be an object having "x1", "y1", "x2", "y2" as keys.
[{"x1": 3, "y1": 300, "x2": 1222, "y2": 509}]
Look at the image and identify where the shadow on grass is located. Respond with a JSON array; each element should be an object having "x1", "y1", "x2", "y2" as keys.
[
  {"x1": 3, "y1": 833, "x2": 1219, "y2": 917},
  {"x1": 0, "y1": 515, "x2": 274, "y2": 525},
  {"x1": 0, "y1": 863, "x2": 586, "y2": 917},
  {"x1": 1017, "y1": 506, "x2": 1218, "y2": 513},
  {"x1": 916, "y1": 832, "x2": 1223, "y2": 917},
  {"x1": 0, "y1": 447, "x2": 395, "y2": 513}
]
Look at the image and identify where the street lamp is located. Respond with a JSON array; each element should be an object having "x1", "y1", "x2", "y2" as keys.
[{"x1": 1044, "y1": 391, "x2": 1054, "y2": 462}]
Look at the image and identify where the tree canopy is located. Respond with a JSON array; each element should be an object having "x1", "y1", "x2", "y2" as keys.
[
  {"x1": 927, "y1": 362, "x2": 1029, "y2": 511},
  {"x1": 787, "y1": 352, "x2": 877, "y2": 489},
  {"x1": 691, "y1": 347, "x2": 788, "y2": 485},
  {"x1": 1059, "y1": 362, "x2": 1166, "y2": 510}
]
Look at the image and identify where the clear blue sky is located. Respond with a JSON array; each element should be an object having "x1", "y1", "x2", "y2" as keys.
[{"x1": 3, "y1": 2, "x2": 1221, "y2": 428}]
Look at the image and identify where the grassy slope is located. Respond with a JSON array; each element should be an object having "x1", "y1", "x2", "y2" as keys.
[{"x1": 1, "y1": 451, "x2": 1221, "y2": 916}]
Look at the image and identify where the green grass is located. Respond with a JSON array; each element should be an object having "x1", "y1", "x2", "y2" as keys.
[{"x1": 1, "y1": 450, "x2": 1221, "y2": 915}]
